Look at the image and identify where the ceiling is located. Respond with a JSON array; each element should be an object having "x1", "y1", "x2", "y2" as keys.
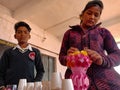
[{"x1": 0, "y1": 0, "x2": 120, "y2": 42}]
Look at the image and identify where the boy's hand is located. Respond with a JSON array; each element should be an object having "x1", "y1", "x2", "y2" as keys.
[{"x1": 0, "y1": 86, "x2": 6, "y2": 90}]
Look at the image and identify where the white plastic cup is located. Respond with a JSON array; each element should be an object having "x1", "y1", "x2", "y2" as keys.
[
  {"x1": 51, "y1": 72, "x2": 62, "y2": 90},
  {"x1": 18, "y1": 79, "x2": 27, "y2": 90},
  {"x1": 26, "y1": 82, "x2": 34, "y2": 90},
  {"x1": 62, "y1": 79, "x2": 74, "y2": 90},
  {"x1": 34, "y1": 81, "x2": 42, "y2": 90}
]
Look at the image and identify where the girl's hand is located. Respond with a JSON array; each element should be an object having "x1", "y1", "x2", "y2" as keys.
[
  {"x1": 85, "y1": 48, "x2": 103, "y2": 65},
  {"x1": 67, "y1": 47, "x2": 79, "y2": 55}
]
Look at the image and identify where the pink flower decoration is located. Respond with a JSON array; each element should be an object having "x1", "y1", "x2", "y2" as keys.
[{"x1": 67, "y1": 50, "x2": 92, "y2": 90}]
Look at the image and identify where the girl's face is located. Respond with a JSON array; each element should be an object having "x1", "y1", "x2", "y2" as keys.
[
  {"x1": 81, "y1": 5, "x2": 102, "y2": 28},
  {"x1": 14, "y1": 26, "x2": 31, "y2": 44}
]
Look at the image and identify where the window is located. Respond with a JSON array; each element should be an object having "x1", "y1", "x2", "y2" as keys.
[
  {"x1": 41, "y1": 54, "x2": 56, "y2": 81},
  {"x1": 0, "y1": 39, "x2": 15, "y2": 57},
  {"x1": 114, "y1": 43, "x2": 120, "y2": 74}
]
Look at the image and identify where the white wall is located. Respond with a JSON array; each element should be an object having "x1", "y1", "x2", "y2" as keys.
[{"x1": 0, "y1": 4, "x2": 66, "y2": 78}]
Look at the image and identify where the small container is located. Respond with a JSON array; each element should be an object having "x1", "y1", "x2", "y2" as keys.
[
  {"x1": 6, "y1": 84, "x2": 17, "y2": 90},
  {"x1": 34, "y1": 81, "x2": 42, "y2": 90},
  {"x1": 18, "y1": 79, "x2": 27, "y2": 90}
]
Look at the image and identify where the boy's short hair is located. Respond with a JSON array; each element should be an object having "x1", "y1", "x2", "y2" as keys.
[{"x1": 14, "y1": 21, "x2": 31, "y2": 32}]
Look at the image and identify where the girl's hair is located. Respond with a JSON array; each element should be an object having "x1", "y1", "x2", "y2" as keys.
[
  {"x1": 79, "y1": 0, "x2": 103, "y2": 23},
  {"x1": 14, "y1": 21, "x2": 31, "y2": 32},
  {"x1": 82, "y1": 0, "x2": 104, "y2": 14}
]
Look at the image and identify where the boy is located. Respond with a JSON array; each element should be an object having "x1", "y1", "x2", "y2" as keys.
[{"x1": 0, "y1": 21, "x2": 45, "y2": 89}]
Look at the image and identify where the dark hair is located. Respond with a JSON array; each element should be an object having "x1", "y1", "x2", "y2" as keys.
[
  {"x1": 14, "y1": 21, "x2": 31, "y2": 32},
  {"x1": 82, "y1": 0, "x2": 104, "y2": 14}
]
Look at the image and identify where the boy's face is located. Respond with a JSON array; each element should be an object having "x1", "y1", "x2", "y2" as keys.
[{"x1": 14, "y1": 26, "x2": 31, "y2": 44}]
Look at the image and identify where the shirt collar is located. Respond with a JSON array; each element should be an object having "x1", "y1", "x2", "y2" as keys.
[{"x1": 13, "y1": 44, "x2": 33, "y2": 51}]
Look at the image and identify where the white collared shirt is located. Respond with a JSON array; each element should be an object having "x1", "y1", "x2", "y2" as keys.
[{"x1": 13, "y1": 44, "x2": 33, "y2": 53}]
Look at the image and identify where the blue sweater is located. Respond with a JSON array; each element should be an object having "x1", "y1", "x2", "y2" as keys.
[{"x1": 0, "y1": 47, "x2": 44, "y2": 86}]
